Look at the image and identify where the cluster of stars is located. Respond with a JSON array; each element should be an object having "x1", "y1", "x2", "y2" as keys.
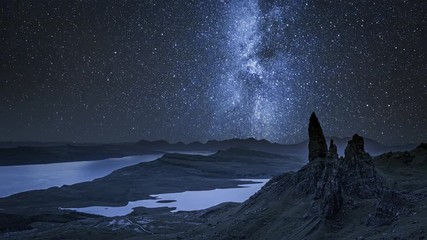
[{"x1": 0, "y1": 0, "x2": 425, "y2": 145}]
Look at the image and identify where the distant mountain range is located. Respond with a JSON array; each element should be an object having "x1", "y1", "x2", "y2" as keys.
[{"x1": 0, "y1": 137, "x2": 418, "y2": 166}]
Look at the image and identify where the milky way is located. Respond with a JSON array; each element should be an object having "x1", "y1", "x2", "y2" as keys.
[
  {"x1": 211, "y1": 0, "x2": 294, "y2": 141},
  {"x1": 0, "y1": 0, "x2": 426, "y2": 145}
]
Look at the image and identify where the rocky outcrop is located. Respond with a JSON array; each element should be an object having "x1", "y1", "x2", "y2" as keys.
[
  {"x1": 310, "y1": 145, "x2": 383, "y2": 218},
  {"x1": 308, "y1": 112, "x2": 327, "y2": 161},
  {"x1": 313, "y1": 159, "x2": 342, "y2": 218},
  {"x1": 327, "y1": 139, "x2": 338, "y2": 159},
  {"x1": 304, "y1": 114, "x2": 389, "y2": 221},
  {"x1": 344, "y1": 134, "x2": 366, "y2": 164},
  {"x1": 305, "y1": 116, "x2": 383, "y2": 217},
  {"x1": 340, "y1": 134, "x2": 383, "y2": 199},
  {"x1": 286, "y1": 135, "x2": 383, "y2": 219}
]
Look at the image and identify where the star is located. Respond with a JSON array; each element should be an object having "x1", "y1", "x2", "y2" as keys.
[{"x1": 0, "y1": 0, "x2": 425, "y2": 145}]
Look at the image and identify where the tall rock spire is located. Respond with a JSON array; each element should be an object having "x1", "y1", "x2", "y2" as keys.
[{"x1": 308, "y1": 112, "x2": 327, "y2": 161}]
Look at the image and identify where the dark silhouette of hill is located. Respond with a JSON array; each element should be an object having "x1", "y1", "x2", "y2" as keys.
[{"x1": 0, "y1": 135, "x2": 417, "y2": 166}]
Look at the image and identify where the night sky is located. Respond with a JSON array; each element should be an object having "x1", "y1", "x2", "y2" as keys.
[{"x1": 1, "y1": 0, "x2": 426, "y2": 145}]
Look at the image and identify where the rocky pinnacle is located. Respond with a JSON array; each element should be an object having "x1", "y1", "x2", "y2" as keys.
[
  {"x1": 308, "y1": 112, "x2": 328, "y2": 161},
  {"x1": 344, "y1": 134, "x2": 366, "y2": 164},
  {"x1": 328, "y1": 139, "x2": 338, "y2": 159}
]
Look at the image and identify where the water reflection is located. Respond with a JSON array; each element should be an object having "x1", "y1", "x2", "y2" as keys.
[{"x1": 0, "y1": 154, "x2": 162, "y2": 197}]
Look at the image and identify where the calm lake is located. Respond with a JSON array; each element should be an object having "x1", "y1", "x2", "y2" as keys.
[
  {"x1": 64, "y1": 179, "x2": 269, "y2": 217},
  {"x1": 0, "y1": 151, "x2": 214, "y2": 198},
  {"x1": 0, "y1": 154, "x2": 163, "y2": 197}
]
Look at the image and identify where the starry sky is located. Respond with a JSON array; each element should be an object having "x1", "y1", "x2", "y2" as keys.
[{"x1": 1, "y1": 0, "x2": 426, "y2": 145}]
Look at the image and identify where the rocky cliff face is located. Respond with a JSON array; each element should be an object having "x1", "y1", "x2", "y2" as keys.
[
  {"x1": 291, "y1": 133, "x2": 383, "y2": 219},
  {"x1": 340, "y1": 134, "x2": 383, "y2": 199},
  {"x1": 307, "y1": 115, "x2": 383, "y2": 217}
]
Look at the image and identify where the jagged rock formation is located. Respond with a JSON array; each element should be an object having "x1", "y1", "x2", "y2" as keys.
[
  {"x1": 313, "y1": 158, "x2": 342, "y2": 218},
  {"x1": 344, "y1": 134, "x2": 365, "y2": 164},
  {"x1": 308, "y1": 112, "x2": 327, "y2": 161},
  {"x1": 340, "y1": 134, "x2": 383, "y2": 199},
  {"x1": 309, "y1": 133, "x2": 383, "y2": 218},
  {"x1": 327, "y1": 139, "x2": 338, "y2": 159},
  {"x1": 307, "y1": 116, "x2": 383, "y2": 216},
  {"x1": 272, "y1": 115, "x2": 384, "y2": 219}
]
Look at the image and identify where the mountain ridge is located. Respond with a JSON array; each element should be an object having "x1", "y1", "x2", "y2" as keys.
[{"x1": 0, "y1": 137, "x2": 417, "y2": 166}]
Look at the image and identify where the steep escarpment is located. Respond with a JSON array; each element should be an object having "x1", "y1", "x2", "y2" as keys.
[{"x1": 183, "y1": 113, "x2": 426, "y2": 240}]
